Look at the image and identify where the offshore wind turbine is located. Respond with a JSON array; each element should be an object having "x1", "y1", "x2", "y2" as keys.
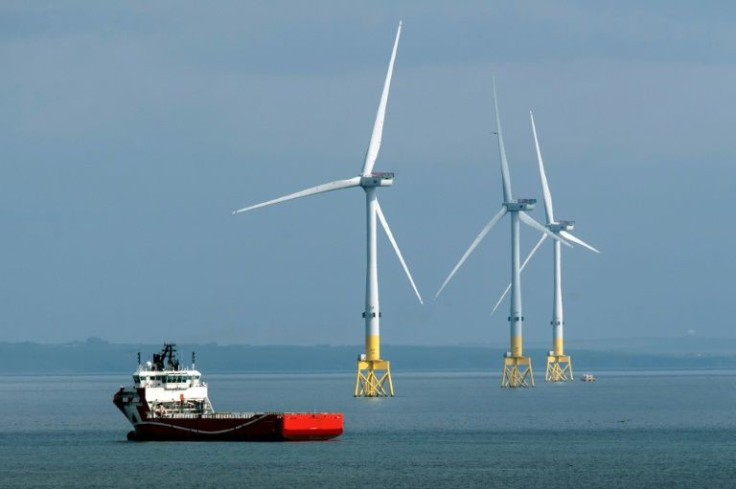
[
  {"x1": 435, "y1": 80, "x2": 570, "y2": 388},
  {"x1": 233, "y1": 22, "x2": 423, "y2": 397},
  {"x1": 490, "y1": 111, "x2": 599, "y2": 381}
]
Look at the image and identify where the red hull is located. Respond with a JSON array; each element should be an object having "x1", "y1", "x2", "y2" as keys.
[{"x1": 125, "y1": 413, "x2": 343, "y2": 441}]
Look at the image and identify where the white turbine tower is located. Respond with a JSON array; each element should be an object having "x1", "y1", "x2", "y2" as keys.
[
  {"x1": 435, "y1": 79, "x2": 570, "y2": 388},
  {"x1": 233, "y1": 22, "x2": 423, "y2": 397},
  {"x1": 490, "y1": 111, "x2": 599, "y2": 382}
]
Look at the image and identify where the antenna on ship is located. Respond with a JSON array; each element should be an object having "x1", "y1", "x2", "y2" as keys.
[
  {"x1": 192, "y1": 351, "x2": 196, "y2": 369},
  {"x1": 137, "y1": 352, "x2": 141, "y2": 367}
]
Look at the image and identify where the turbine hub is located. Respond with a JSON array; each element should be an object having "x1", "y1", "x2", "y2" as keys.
[
  {"x1": 549, "y1": 220, "x2": 574, "y2": 232},
  {"x1": 360, "y1": 172, "x2": 394, "y2": 188},
  {"x1": 503, "y1": 198, "x2": 535, "y2": 211}
]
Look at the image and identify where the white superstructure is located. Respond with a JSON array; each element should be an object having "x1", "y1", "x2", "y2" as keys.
[{"x1": 115, "y1": 344, "x2": 213, "y2": 424}]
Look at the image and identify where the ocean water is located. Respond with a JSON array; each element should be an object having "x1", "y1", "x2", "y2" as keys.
[{"x1": 1, "y1": 370, "x2": 735, "y2": 488}]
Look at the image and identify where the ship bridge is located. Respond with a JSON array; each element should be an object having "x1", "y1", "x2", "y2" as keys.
[
  {"x1": 132, "y1": 370, "x2": 203, "y2": 389},
  {"x1": 133, "y1": 343, "x2": 206, "y2": 390}
]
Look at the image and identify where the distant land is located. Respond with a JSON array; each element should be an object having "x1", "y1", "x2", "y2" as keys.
[{"x1": 1, "y1": 336, "x2": 735, "y2": 374}]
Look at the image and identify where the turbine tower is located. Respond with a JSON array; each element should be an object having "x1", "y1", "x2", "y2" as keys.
[
  {"x1": 435, "y1": 80, "x2": 570, "y2": 388},
  {"x1": 489, "y1": 112, "x2": 599, "y2": 381},
  {"x1": 233, "y1": 22, "x2": 423, "y2": 397}
]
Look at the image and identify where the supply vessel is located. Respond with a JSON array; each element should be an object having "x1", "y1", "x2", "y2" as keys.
[{"x1": 113, "y1": 343, "x2": 343, "y2": 441}]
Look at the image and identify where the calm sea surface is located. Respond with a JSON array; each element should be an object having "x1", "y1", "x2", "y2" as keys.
[{"x1": 1, "y1": 370, "x2": 735, "y2": 488}]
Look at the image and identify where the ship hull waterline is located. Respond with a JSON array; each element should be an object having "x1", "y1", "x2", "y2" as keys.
[{"x1": 114, "y1": 387, "x2": 343, "y2": 442}]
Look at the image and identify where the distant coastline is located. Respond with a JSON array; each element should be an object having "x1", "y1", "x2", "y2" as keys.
[{"x1": 1, "y1": 337, "x2": 735, "y2": 374}]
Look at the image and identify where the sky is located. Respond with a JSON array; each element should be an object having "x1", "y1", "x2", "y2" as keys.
[{"x1": 1, "y1": 1, "x2": 735, "y2": 346}]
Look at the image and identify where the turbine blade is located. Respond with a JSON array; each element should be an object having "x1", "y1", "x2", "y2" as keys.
[
  {"x1": 361, "y1": 22, "x2": 402, "y2": 176},
  {"x1": 530, "y1": 111, "x2": 554, "y2": 224},
  {"x1": 375, "y1": 200, "x2": 423, "y2": 304},
  {"x1": 490, "y1": 284, "x2": 512, "y2": 316},
  {"x1": 518, "y1": 212, "x2": 572, "y2": 248},
  {"x1": 435, "y1": 207, "x2": 507, "y2": 299},
  {"x1": 559, "y1": 230, "x2": 600, "y2": 253},
  {"x1": 491, "y1": 233, "x2": 548, "y2": 314},
  {"x1": 492, "y1": 76, "x2": 513, "y2": 202},
  {"x1": 233, "y1": 177, "x2": 361, "y2": 214}
]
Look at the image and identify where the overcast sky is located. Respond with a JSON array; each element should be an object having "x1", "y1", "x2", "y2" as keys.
[{"x1": 1, "y1": 1, "x2": 735, "y2": 346}]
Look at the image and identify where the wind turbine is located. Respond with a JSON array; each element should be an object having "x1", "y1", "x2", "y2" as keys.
[
  {"x1": 233, "y1": 22, "x2": 422, "y2": 397},
  {"x1": 435, "y1": 79, "x2": 570, "y2": 388},
  {"x1": 490, "y1": 111, "x2": 599, "y2": 381}
]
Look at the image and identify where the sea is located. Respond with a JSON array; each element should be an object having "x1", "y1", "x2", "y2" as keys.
[{"x1": 1, "y1": 370, "x2": 735, "y2": 488}]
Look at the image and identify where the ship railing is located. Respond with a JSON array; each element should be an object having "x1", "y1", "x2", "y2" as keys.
[
  {"x1": 203, "y1": 412, "x2": 261, "y2": 419},
  {"x1": 151, "y1": 412, "x2": 280, "y2": 419}
]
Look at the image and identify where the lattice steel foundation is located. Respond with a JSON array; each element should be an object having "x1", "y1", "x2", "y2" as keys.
[
  {"x1": 501, "y1": 355, "x2": 534, "y2": 388},
  {"x1": 354, "y1": 359, "x2": 394, "y2": 397}
]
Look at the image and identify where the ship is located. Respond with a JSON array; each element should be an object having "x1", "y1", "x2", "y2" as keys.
[{"x1": 113, "y1": 343, "x2": 343, "y2": 441}]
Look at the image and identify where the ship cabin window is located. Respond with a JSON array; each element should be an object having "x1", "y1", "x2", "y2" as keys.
[
  {"x1": 164, "y1": 375, "x2": 188, "y2": 384},
  {"x1": 133, "y1": 375, "x2": 140, "y2": 384}
]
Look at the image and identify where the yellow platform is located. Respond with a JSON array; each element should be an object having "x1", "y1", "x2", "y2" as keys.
[
  {"x1": 501, "y1": 355, "x2": 534, "y2": 388},
  {"x1": 545, "y1": 354, "x2": 573, "y2": 382},
  {"x1": 354, "y1": 358, "x2": 394, "y2": 397}
]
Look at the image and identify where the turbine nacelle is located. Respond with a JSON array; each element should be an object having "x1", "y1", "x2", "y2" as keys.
[
  {"x1": 503, "y1": 198, "x2": 536, "y2": 212},
  {"x1": 548, "y1": 220, "x2": 575, "y2": 232},
  {"x1": 360, "y1": 172, "x2": 395, "y2": 188}
]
